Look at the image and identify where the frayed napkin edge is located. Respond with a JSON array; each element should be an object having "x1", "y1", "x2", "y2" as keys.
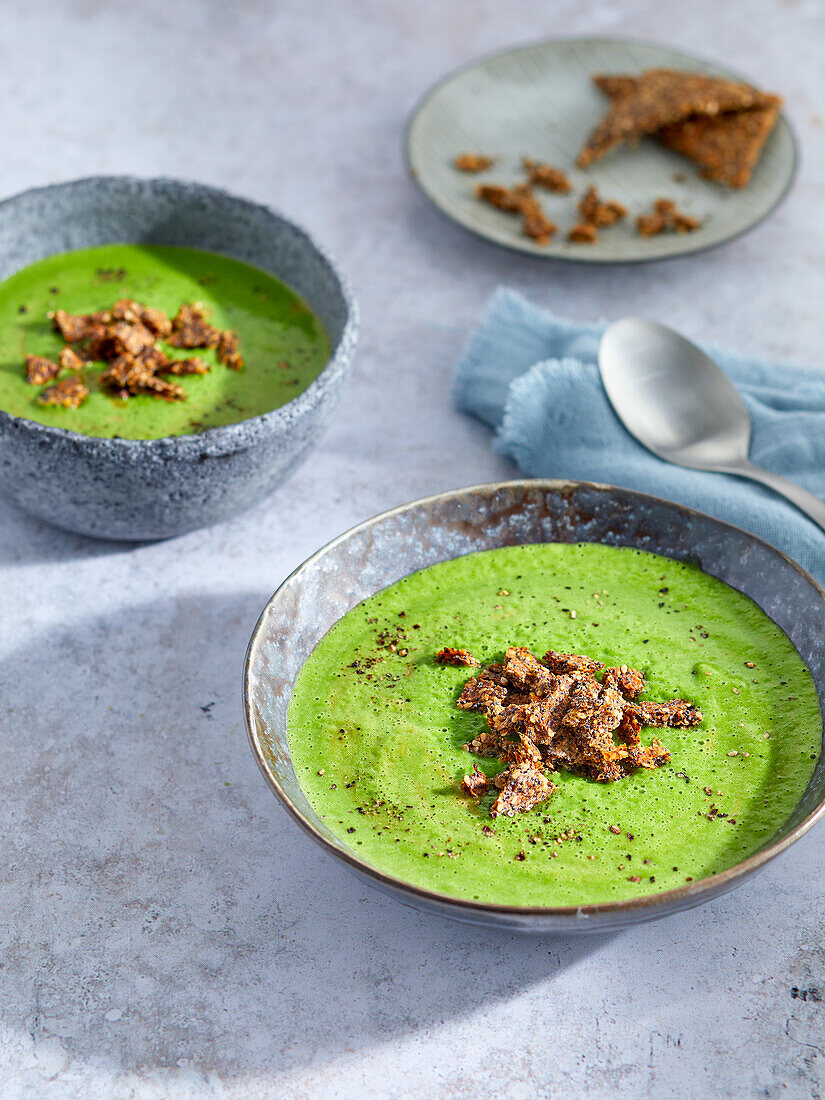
[{"x1": 494, "y1": 357, "x2": 585, "y2": 470}]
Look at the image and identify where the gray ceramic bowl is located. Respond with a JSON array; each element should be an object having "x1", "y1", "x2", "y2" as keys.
[
  {"x1": 0, "y1": 176, "x2": 358, "y2": 540},
  {"x1": 244, "y1": 480, "x2": 825, "y2": 933}
]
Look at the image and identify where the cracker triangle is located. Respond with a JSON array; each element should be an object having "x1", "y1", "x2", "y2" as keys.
[
  {"x1": 577, "y1": 68, "x2": 769, "y2": 168},
  {"x1": 593, "y1": 72, "x2": 782, "y2": 187}
]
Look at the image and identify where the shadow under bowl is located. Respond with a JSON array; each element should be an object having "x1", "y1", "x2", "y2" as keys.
[
  {"x1": 244, "y1": 479, "x2": 825, "y2": 933},
  {"x1": 0, "y1": 176, "x2": 358, "y2": 540}
]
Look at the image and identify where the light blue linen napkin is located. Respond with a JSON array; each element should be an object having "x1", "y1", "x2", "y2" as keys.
[{"x1": 454, "y1": 288, "x2": 825, "y2": 584}]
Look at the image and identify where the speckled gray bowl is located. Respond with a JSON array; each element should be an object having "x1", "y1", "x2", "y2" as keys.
[
  {"x1": 244, "y1": 480, "x2": 825, "y2": 933},
  {"x1": 0, "y1": 176, "x2": 357, "y2": 540}
]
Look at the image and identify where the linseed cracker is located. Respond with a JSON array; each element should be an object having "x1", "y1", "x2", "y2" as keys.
[
  {"x1": 657, "y1": 99, "x2": 782, "y2": 188},
  {"x1": 37, "y1": 376, "x2": 89, "y2": 409},
  {"x1": 577, "y1": 186, "x2": 627, "y2": 228},
  {"x1": 454, "y1": 153, "x2": 495, "y2": 173},
  {"x1": 577, "y1": 68, "x2": 768, "y2": 168},
  {"x1": 593, "y1": 72, "x2": 782, "y2": 187},
  {"x1": 636, "y1": 198, "x2": 701, "y2": 237},
  {"x1": 451, "y1": 644, "x2": 703, "y2": 817},
  {"x1": 32, "y1": 299, "x2": 244, "y2": 409}
]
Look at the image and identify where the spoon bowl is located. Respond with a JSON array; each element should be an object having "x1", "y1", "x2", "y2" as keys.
[
  {"x1": 598, "y1": 317, "x2": 825, "y2": 533},
  {"x1": 599, "y1": 318, "x2": 751, "y2": 469}
]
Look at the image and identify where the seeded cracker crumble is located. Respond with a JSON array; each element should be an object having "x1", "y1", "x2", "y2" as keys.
[{"x1": 451, "y1": 644, "x2": 702, "y2": 817}]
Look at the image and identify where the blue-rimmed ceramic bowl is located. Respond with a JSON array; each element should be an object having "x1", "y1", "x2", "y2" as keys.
[{"x1": 0, "y1": 176, "x2": 358, "y2": 540}]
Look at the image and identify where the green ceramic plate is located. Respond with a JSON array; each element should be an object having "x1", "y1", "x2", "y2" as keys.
[{"x1": 405, "y1": 37, "x2": 797, "y2": 263}]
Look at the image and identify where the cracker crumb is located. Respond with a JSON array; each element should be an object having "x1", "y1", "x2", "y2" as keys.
[
  {"x1": 578, "y1": 185, "x2": 627, "y2": 227},
  {"x1": 435, "y1": 647, "x2": 480, "y2": 667},
  {"x1": 168, "y1": 302, "x2": 221, "y2": 350},
  {"x1": 522, "y1": 158, "x2": 572, "y2": 193},
  {"x1": 568, "y1": 223, "x2": 599, "y2": 244},
  {"x1": 476, "y1": 182, "x2": 531, "y2": 213},
  {"x1": 461, "y1": 764, "x2": 489, "y2": 799},
  {"x1": 636, "y1": 197, "x2": 701, "y2": 237},
  {"x1": 454, "y1": 153, "x2": 495, "y2": 172},
  {"x1": 475, "y1": 183, "x2": 556, "y2": 245},
  {"x1": 58, "y1": 346, "x2": 86, "y2": 372},
  {"x1": 37, "y1": 376, "x2": 88, "y2": 409},
  {"x1": 25, "y1": 355, "x2": 60, "y2": 385},
  {"x1": 217, "y1": 329, "x2": 244, "y2": 371}
]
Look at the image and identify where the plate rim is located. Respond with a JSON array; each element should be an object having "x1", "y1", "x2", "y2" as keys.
[
  {"x1": 243, "y1": 477, "x2": 825, "y2": 925},
  {"x1": 404, "y1": 34, "x2": 799, "y2": 265}
]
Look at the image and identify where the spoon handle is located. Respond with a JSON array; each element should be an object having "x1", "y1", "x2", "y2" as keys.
[{"x1": 722, "y1": 459, "x2": 825, "y2": 534}]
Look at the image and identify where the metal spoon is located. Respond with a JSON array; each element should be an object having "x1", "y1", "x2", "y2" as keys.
[{"x1": 598, "y1": 317, "x2": 825, "y2": 534}]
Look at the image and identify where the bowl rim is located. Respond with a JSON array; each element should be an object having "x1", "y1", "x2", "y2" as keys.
[
  {"x1": 0, "y1": 174, "x2": 359, "y2": 454},
  {"x1": 244, "y1": 478, "x2": 825, "y2": 921},
  {"x1": 403, "y1": 33, "x2": 799, "y2": 266}
]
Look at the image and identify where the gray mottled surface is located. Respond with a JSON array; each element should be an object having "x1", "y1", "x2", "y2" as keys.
[{"x1": 1, "y1": 0, "x2": 824, "y2": 1096}]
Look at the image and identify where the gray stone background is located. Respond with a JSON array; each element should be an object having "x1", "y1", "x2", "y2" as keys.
[{"x1": 1, "y1": 0, "x2": 824, "y2": 1096}]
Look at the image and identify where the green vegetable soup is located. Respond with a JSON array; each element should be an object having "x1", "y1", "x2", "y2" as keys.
[
  {"x1": 287, "y1": 543, "x2": 820, "y2": 906},
  {"x1": 0, "y1": 244, "x2": 329, "y2": 438}
]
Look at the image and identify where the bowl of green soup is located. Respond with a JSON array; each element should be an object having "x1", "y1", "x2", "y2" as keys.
[
  {"x1": 0, "y1": 176, "x2": 357, "y2": 539},
  {"x1": 244, "y1": 480, "x2": 825, "y2": 932}
]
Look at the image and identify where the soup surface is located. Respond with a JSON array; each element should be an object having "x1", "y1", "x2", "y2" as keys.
[
  {"x1": 286, "y1": 543, "x2": 820, "y2": 906},
  {"x1": 0, "y1": 244, "x2": 329, "y2": 438}
]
